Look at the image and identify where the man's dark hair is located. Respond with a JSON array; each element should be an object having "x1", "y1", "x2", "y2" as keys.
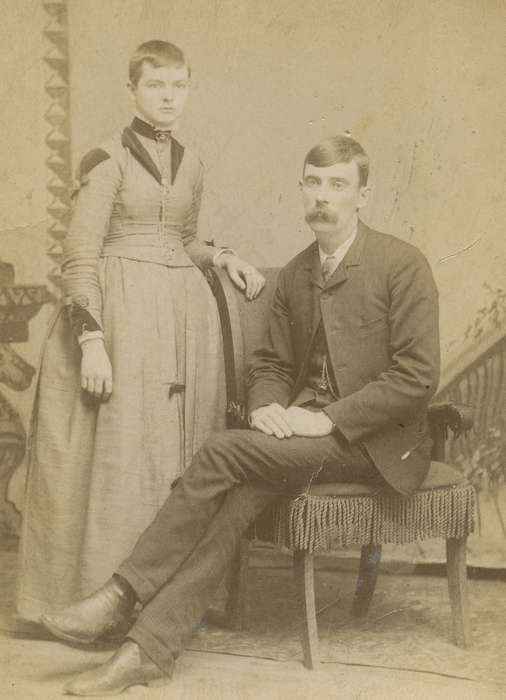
[
  {"x1": 304, "y1": 135, "x2": 369, "y2": 187},
  {"x1": 129, "y1": 40, "x2": 190, "y2": 85}
]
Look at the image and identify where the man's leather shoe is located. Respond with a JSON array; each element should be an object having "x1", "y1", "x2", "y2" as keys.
[
  {"x1": 64, "y1": 641, "x2": 170, "y2": 696},
  {"x1": 40, "y1": 576, "x2": 137, "y2": 644}
]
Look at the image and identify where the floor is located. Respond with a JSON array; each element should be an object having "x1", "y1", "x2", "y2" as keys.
[{"x1": 1, "y1": 537, "x2": 505, "y2": 700}]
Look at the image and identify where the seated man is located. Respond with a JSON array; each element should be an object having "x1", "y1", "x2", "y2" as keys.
[{"x1": 40, "y1": 134, "x2": 440, "y2": 696}]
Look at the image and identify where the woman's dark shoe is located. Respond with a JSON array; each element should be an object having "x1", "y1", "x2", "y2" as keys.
[
  {"x1": 63, "y1": 640, "x2": 170, "y2": 696},
  {"x1": 40, "y1": 576, "x2": 137, "y2": 645}
]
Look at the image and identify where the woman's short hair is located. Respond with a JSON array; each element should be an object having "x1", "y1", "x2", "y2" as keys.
[
  {"x1": 129, "y1": 40, "x2": 190, "y2": 85},
  {"x1": 304, "y1": 135, "x2": 369, "y2": 187}
]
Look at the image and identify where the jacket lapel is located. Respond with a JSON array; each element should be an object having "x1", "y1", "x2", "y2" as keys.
[
  {"x1": 323, "y1": 221, "x2": 367, "y2": 290},
  {"x1": 304, "y1": 221, "x2": 368, "y2": 292},
  {"x1": 122, "y1": 128, "x2": 186, "y2": 187},
  {"x1": 170, "y1": 137, "x2": 185, "y2": 186},
  {"x1": 292, "y1": 246, "x2": 322, "y2": 398},
  {"x1": 309, "y1": 245, "x2": 323, "y2": 290},
  {"x1": 304, "y1": 244, "x2": 323, "y2": 336},
  {"x1": 305, "y1": 226, "x2": 365, "y2": 332},
  {"x1": 122, "y1": 127, "x2": 162, "y2": 184},
  {"x1": 293, "y1": 223, "x2": 369, "y2": 395}
]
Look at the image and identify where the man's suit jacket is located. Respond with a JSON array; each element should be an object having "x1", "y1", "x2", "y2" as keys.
[{"x1": 247, "y1": 221, "x2": 440, "y2": 495}]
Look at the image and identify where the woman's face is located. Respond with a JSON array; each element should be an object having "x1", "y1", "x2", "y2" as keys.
[{"x1": 130, "y1": 61, "x2": 190, "y2": 129}]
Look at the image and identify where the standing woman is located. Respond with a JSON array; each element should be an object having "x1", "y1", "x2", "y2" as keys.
[{"x1": 16, "y1": 40, "x2": 264, "y2": 622}]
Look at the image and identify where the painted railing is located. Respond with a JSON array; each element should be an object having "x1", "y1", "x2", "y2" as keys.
[{"x1": 436, "y1": 326, "x2": 506, "y2": 537}]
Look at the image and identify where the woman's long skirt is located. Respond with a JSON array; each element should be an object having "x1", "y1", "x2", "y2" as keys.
[{"x1": 16, "y1": 259, "x2": 226, "y2": 621}]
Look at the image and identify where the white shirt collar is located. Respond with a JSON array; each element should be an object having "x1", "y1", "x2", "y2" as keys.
[{"x1": 318, "y1": 228, "x2": 358, "y2": 269}]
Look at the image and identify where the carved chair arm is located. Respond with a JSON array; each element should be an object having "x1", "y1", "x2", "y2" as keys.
[
  {"x1": 428, "y1": 401, "x2": 474, "y2": 462},
  {"x1": 428, "y1": 402, "x2": 474, "y2": 438},
  {"x1": 226, "y1": 401, "x2": 248, "y2": 429}
]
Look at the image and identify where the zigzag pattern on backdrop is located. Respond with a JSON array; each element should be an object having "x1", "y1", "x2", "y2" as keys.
[{"x1": 43, "y1": 0, "x2": 72, "y2": 295}]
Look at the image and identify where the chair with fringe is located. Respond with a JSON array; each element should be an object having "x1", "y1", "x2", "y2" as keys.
[{"x1": 207, "y1": 267, "x2": 476, "y2": 669}]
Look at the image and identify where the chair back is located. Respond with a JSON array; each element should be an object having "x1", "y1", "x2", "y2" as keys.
[{"x1": 207, "y1": 267, "x2": 279, "y2": 424}]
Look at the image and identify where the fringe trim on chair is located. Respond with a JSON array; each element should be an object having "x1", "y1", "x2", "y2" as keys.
[{"x1": 269, "y1": 484, "x2": 476, "y2": 552}]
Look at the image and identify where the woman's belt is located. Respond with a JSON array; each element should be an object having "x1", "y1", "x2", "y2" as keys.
[{"x1": 101, "y1": 235, "x2": 195, "y2": 268}]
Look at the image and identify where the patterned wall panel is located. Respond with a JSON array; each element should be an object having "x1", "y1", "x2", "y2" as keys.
[
  {"x1": 43, "y1": 0, "x2": 72, "y2": 293},
  {"x1": 0, "y1": 1, "x2": 70, "y2": 534}
]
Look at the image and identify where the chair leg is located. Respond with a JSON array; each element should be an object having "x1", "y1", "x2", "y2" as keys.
[
  {"x1": 351, "y1": 544, "x2": 382, "y2": 617},
  {"x1": 446, "y1": 536, "x2": 472, "y2": 648},
  {"x1": 293, "y1": 549, "x2": 320, "y2": 669},
  {"x1": 225, "y1": 535, "x2": 250, "y2": 631}
]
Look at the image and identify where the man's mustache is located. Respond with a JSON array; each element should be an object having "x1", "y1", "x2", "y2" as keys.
[{"x1": 305, "y1": 206, "x2": 338, "y2": 224}]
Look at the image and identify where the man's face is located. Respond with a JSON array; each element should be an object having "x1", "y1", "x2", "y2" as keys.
[
  {"x1": 130, "y1": 61, "x2": 190, "y2": 129},
  {"x1": 301, "y1": 160, "x2": 369, "y2": 235}
]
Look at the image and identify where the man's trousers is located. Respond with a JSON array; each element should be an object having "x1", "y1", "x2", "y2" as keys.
[{"x1": 116, "y1": 428, "x2": 380, "y2": 673}]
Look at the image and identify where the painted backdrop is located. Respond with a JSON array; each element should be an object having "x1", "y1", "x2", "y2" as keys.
[{"x1": 1, "y1": 0, "x2": 505, "y2": 564}]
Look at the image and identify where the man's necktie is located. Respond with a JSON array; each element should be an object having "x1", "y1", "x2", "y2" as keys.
[{"x1": 321, "y1": 255, "x2": 337, "y2": 283}]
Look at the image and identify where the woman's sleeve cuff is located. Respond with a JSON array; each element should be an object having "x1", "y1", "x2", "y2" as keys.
[
  {"x1": 212, "y1": 248, "x2": 236, "y2": 265},
  {"x1": 77, "y1": 330, "x2": 105, "y2": 345}
]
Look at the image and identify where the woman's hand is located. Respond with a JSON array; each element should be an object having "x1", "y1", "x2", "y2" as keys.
[
  {"x1": 80, "y1": 339, "x2": 112, "y2": 400},
  {"x1": 217, "y1": 253, "x2": 265, "y2": 300}
]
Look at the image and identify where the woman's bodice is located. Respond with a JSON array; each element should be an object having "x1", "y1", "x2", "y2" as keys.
[
  {"x1": 100, "y1": 131, "x2": 203, "y2": 267},
  {"x1": 62, "y1": 121, "x2": 221, "y2": 332}
]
